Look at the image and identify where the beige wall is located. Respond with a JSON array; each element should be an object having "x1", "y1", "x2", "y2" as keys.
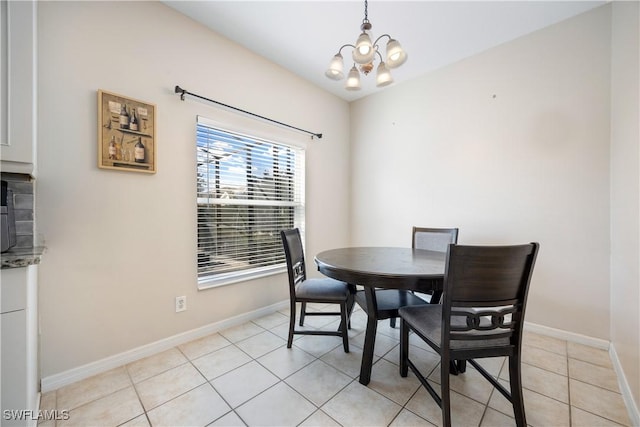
[
  {"x1": 36, "y1": 1, "x2": 350, "y2": 377},
  {"x1": 610, "y1": 1, "x2": 640, "y2": 414},
  {"x1": 349, "y1": 6, "x2": 612, "y2": 339}
]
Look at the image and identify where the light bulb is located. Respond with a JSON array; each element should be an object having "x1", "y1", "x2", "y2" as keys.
[
  {"x1": 325, "y1": 53, "x2": 344, "y2": 80},
  {"x1": 346, "y1": 65, "x2": 361, "y2": 91},
  {"x1": 385, "y1": 39, "x2": 407, "y2": 69},
  {"x1": 353, "y1": 32, "x2": 375, "y2": 64},
  {"x1": 376, "y1": 62, "x2": 393, "y2": 87}
]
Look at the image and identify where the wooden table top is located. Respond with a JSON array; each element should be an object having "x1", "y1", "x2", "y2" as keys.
[{"x1": 315, "y1": 246, "x2": 446, "y2": 290}]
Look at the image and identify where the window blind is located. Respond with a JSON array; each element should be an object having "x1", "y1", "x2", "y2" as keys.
[{"x1": 196, "y1": 118, "x2": 305, "y2": 286}]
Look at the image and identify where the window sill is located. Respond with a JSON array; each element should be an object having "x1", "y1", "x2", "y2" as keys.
[{"x1": 198, "y1": 264, "x2": 287, "y2": 290}]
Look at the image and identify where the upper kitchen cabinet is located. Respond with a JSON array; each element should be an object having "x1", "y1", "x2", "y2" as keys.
[{"x1": 1, "y1": 1, "x2": 36, "y2": 176}]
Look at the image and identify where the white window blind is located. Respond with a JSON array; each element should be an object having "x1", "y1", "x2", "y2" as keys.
[{"x1": 196, "y1": 118, "x2": 305, "y2": 287}]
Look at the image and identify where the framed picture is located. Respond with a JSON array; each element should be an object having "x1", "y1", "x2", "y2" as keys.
[{"x1": 98, "y1": 90, "x2": 156, "y2": 173}]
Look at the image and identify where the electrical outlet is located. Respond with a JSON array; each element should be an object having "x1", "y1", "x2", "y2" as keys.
[{"x1": 175, "y1": 296, "x2": 187, "y2": 312}]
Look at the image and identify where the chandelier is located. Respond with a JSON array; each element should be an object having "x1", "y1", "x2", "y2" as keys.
[{"x1": 325, "y1": 0, "x2": 407, "y2": 91}]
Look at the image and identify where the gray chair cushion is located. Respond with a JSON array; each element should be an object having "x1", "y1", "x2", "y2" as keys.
[
  {"x1": 296, "y1": 278, "x2": 350, "y2": 302},
  {"x1": 355, "y1": 289, "x2": 428, "y2": 313},
  {"x1": 414, "y1": 231, "x2": 456, "y2": 252}
]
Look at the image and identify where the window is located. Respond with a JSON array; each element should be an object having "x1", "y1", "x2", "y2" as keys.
[{"x1": 196, "y1": 117, "x2": 305, "y2": 288}]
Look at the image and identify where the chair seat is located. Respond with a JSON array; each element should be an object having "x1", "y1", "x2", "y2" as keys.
[
  {"x1": 356, "y1": 289, "x2": 428, "y2": 319},
  {"x1": 399, "y1": 305, "x2": 511, "y2": 350},
  {"x1": 296, "y1": 278, "x2": 350, "y2": 302}
]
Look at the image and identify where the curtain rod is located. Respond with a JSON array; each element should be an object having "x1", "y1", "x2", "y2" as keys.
[{"x1": 174, "y1": 85, "x2": 322, "y2": 140}]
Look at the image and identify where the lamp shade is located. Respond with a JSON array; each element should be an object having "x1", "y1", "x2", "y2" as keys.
[
  {"x1": 352, "y1": 32, "x2": 375, "y2": 64},
  {"x1": 325, "y1": 53, "x2": 344, "y2": 80},
  {"x1": 375, "y1": 62, "x2": 393, "y2": 87},
  {"x1": 346, "y1": 65, "x2": 361, "y2": 90},
  {"x1": 385, "y1": 39, "x2": 407, "y2": 68}
]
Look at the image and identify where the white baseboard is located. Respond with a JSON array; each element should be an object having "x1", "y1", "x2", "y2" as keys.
[
  {"x1": 524, "y1": 321, "x2": 610, "y2": 349},
  {"x1": 41, "y1": 300, "x2": 289, "y2": 393},
  {"x1": 609, "y1": 344, "x2": 640, "y2": 427}
]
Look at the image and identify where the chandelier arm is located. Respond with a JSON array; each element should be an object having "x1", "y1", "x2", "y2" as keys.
[
  {"x1": 373, "y1": 34, "x2": 392, "y2": 47},
  {"x1": 336, "y1": 44, "x2": 356, "y2": 55},
  {"x1": 374, "y1": 49, "x2": 383, "y2": 62}
]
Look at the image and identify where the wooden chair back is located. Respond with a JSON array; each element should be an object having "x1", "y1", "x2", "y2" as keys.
[
  {"x1": 281, "y1": 228, "x2": 307, "y2": 296},
  {"x1": 442, "y1": 243, "x2": 539, "y2": 350}
]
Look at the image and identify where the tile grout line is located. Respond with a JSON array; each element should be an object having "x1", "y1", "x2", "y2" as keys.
[
  {"x1": 137, "y1": 343, "x2": 245, "y2": 425},
  {"x1": 248, "y1": 312, "x2": 430, "y2": 426},
  {"x1": 566, "y1": 340, "x2": 572, "y2": 427},
  {"x1": 479, "y1": 387, "x2": 499, "y2": 427},
  {"x1": 121, "y1": 363, "x2": 152, "y2": 427},
  {"x1": 54, "y1": 369, "x2": 137, "y2": 422},
  {"x1": 182, "y1": 346, "x2": 233, "y2": 426},
  {"x1": 193, "y1": 337, "x2": 290, "y2": 426},
  {"x1": 217, "y1": 338, "x2": 341, "y2": 426}
]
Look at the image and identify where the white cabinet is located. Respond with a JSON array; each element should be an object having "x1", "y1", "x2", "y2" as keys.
[
  {"x1": 1, "y1": 266, "x2": 39, "y2": 427},
  {"x1": 0, "y1": 0, "x2": 37, "y2": 175}
]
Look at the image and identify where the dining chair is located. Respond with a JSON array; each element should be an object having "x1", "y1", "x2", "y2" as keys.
[
  {"x1": 399, "y1": 242, "x2": 539, "y2": 427},
  {"x1": 389, "y1": 226, "x2": 459, "y2": 328},
  {"x1": 413, "y1": 226, "x2": 459, "y2": 302},
  {"x1": 280, "y1": 228, "x2": 351, "y2": 352}
]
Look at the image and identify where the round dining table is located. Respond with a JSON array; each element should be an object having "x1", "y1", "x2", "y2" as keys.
[{"x1": 315, "y1": 247, "x2": 447, "y2": 385}]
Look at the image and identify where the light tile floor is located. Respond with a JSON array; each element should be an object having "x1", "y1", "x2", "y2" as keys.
[{"x1": 39, "y1": 304, "x2": 632, "y2": 427}]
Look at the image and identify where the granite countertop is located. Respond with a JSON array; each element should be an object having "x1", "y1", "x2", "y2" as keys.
[{"x1": 1, "y1": 247, "x2": 46, "y2": 269}]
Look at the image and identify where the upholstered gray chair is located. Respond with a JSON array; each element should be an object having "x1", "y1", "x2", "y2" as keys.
[
  {"x1": 389, "y1": 227, "x2": 459, "y2": 328},
  {"x1": 280, "y1": 228, "x2": 351, "y2": 352},
  {"x1": 411, "y1": 227, "x2": 459, "y2": 304},
  {"x1": 399, "y1": 243, "x2": 539, "y2": 427}
]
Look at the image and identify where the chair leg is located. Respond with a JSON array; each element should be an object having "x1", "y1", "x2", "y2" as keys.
[
  {"x1": 340, "y1": 301, "x2": 349, "y2": 353},
  {"x1": 299, "y1": 302, "x2": 307, "y2": 326},
  {"x1": 509, "y1": 354, "x2": 527, "y2": 427},
  {"x1": 441, "y1": 355, "x2": 452, "y2": 427},
  {"x1": 390, "y1": 317, "x2": 397, "y2": 328},
  {"x1": 346, "y1": 284, "x2": 357, "y2": 329},
  {"x1": 429, "y1": 289, "x2": 443, "y2": 304},
  {"x1": 340, "y1": 292, "x2": 355, "y2": 332},
  {"x1": 346, "y1": 293, "x2": 354, "y2": 329},
  {"x1": 449, "y1": 359, "x2": 466, "y2": 375},
  {"x1": 399, "y1": 318, "x2": 409, "y2": 377},
  {"x1": 287, "y1": 301, "x2": 296, "y2": 348}
]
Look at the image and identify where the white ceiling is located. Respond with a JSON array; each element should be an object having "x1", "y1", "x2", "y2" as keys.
[{"x1": 164, "y1": 1, "x2": 606, "y2": 102}]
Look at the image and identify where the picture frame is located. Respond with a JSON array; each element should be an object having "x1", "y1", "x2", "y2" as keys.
[{"x1": 98, "y1": 90, "x2": 156, "y2": 173}]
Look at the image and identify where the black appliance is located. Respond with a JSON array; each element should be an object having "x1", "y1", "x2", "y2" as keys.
[{"x1": 1, "y1": 180, "x2": 17, "y2": 252}]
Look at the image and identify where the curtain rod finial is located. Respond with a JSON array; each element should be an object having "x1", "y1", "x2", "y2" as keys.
[{"x1": 174, "y1": 85, "x2": 186, "y2": 100}]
